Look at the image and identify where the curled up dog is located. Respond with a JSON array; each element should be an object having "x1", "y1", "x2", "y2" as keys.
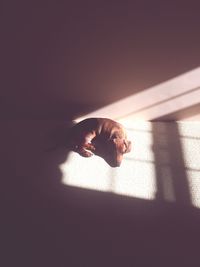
[{"x1": 66, "y1": 118, "x2": 132, "y2": 167}]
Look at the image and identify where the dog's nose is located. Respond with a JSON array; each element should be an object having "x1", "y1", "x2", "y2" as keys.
[
  {"x1": 110, "y1": 161, "x2": 121, "y2": 167},
  {"x1": 107, "y1": 156, "x2": 123, "y2": 167}
]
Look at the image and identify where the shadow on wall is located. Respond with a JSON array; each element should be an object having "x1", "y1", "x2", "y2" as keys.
[
  {"x1": 152, "y1": 122, "x2": 191, "y2": 205},
  {"x1": 1, "y1": 119, "x2": 200, "y2": 267}
]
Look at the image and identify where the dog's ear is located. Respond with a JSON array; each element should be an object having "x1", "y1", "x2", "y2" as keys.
[{"x1": 95, "y1": 138, "x2": 122, "y2": 167}]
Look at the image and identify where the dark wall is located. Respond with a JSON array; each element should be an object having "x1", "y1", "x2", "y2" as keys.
[{"x1": 2, "y1": 0, "x2": 200, "y2": 118}]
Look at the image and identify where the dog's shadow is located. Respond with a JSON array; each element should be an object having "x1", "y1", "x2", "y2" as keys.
[
  {"x1": 36, "y1": 119, "x2": 76, "y2": 194},
  {"x1": 1, "y1": 119, "x2": 76, "y2": 203},
  {"x1": 1, "y1": 119, "x2": 86, "y2": 265}
]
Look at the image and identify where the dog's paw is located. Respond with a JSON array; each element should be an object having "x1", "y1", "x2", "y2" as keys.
[
  {"x1": 76, "y1": 146, "x2": 94, "y2": 157},
  {"x1": 79, "y1": 150, "x2": 94, "y2": 157}
]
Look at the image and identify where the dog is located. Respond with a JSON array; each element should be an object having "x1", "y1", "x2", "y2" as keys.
[{"x1": 66, "y1": 118, "x2": 131, "y2": 167}]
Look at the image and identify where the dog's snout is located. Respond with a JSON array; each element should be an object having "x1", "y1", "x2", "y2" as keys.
[{"x1": 110, "y1": 161, "x2": 121, "y2": 167}]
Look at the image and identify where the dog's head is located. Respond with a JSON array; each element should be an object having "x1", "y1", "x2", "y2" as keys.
[
  {"x1": 94, "y1": 130, "x2": 132, "y2": 167},
  {"x1": 106, "y1": 137, "x2": 132, "y2": 167}
]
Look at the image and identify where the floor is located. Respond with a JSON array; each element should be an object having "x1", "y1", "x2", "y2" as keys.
[
  {"x1": 1, "y1": 120, "x2": 200, "y2": 267},
  {"x1": 62, "y1": 121, "x2": 200, "y2": 208}
]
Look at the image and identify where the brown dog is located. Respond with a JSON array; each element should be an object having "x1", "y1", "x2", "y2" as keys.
[{"x1": 67, "y1": 118, "x2": 131, "y2": 167}]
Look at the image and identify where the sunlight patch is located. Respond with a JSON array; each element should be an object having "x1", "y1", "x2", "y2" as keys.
[{"x1": 60, "y1": 122, "x2": 157, "y2": 200}]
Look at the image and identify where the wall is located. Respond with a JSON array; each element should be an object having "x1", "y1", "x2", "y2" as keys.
[{"x1": 2, "y1": 0, "x2": 200, "y2": 119}]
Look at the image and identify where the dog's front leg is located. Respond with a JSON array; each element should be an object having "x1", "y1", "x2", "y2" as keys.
[{"x1": 76, "y1": 131, "x2": 96, "y2": 157}]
